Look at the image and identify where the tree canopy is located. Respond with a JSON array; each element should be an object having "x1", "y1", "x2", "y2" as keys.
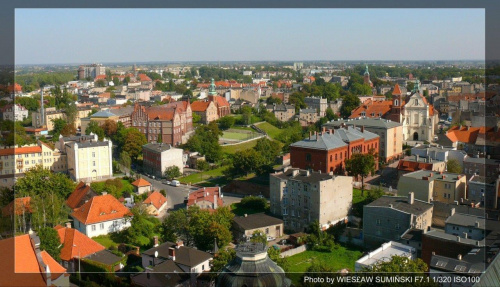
[
  {"x1": 345, "y1": 152, "x2": 377, "y2": 196},
  {"x1": 184, "y1": 122, "x2": 223, "y2": 162}
]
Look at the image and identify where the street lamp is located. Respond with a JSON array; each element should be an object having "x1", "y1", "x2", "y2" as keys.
[{"x1": 73, "y1": 244, "x2": 81, "y2": 282}]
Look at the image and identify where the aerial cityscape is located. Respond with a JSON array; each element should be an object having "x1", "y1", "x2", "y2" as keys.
[{"x1": 0, "y1": 8, "x2": 498, "y2": 287}]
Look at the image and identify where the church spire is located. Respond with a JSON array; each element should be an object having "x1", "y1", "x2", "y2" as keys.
[
  {"x1": 208, "y1": 78, "x2": 217, "y2": 96},
  {"x1": 364, "y1": 65, "x2": 369, "y2": 75}
]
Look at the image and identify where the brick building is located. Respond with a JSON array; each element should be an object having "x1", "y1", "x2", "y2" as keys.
[{"x1": 290, "y1": 125, "x2": 379, "y2": 174}]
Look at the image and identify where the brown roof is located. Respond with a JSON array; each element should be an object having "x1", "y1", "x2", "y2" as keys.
[
  {"x1": 40, "y1": 251, "x2": 67, "y2": 280},
  {"x1": 71, "y1": 194, "x2": 132, "y2": 225},
  {"x1": 209, "y1": 95, "x2": 230, "y2": 108},
  {"x1": 349, "y1": 99, "x2": 393, "y2": 119},
  {"x1": 397, "y1": 159, "x2": 435, "y2": 172},
  {"x1": 446, "y1": 126, "x2": 494, "y2": 144},
  {"x1": 146, "y1": 106, "x2": 176, "y2": 121},
  {"x1": 0, "y1": 146, "x2": 42, "y2": 156},
  {"x1": 56, "y1": 227, "x2": 105, "y2": 261},
  {"x1": 138, "y1": 74, "x2": 152, "y2": 82},
  {"x1": 131, "y1": 178, "x2": 151, "y2": 187},
  {"x1": 186, "y1": 187, "x2": 223, "y2": 210},
  {"x1": 392, "y1": 84, "x2": 402, "y2": 95},
  {"x1": 143, "y1": 191, "x2": 167, "y2": 211},
  {"x1": 66, "y1": 182, "x2": 98, "y2": 210}
]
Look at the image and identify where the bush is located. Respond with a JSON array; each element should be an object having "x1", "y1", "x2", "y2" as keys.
[{"x1": 239, "y1": 196, "x2": 268, "y2": 211}]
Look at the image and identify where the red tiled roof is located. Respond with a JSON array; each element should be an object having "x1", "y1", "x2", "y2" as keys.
[
  {"x1": 191, "y1": 101, "x2": 212, "y2": 112},
  {"x1": 445, "y1": 126, "x2": 494, "y2": 144},
  {"x1": 392, "y1": 84, "x2": 402, "y2": 95},
  {"x1": 40, "y1": 250, "x2": 67, "y2": 280},
  {"x1": 146, "y1": 106, "x2": 176, "y2": 121},
  {"x1": 0, "y1": 146, "x2": 42, "y2": 156},
  {"x1": 94, "y1": 75, "x2": 107, "y2": 81},
  {"x1": 143, "y1": 191, "x2": 167, "y2": 211},
  {"x1": 138, "y1": 74, "x2": 152, "y2": 82},
  {"x1": 131, "y1": 178, "x2": 151, "y2": 187},
  {"x1": 349, "y1": 99, "x2": 393, "y2": 119},
  {"x1": 208, "y1": 95, "x2": 230, "y2": 108},
  {"x1": 97, "y1": 92, "x2": 111, "y2": 98},
  {"x1": 186, "y1": 187, "x2": 223, "y2": 210},
  {"x1": 71, "y1": 194, "x2": 132, "y2": 225},
  {"x1": 6, "y1": 83, "x2": 22, "y2": 93},
  {"x1": 56, "y1": 227, "x2": 105, "y2": 261},
  {"x1": 66, "y1": 182, "x2": 97, "y2": 210},
  {"x1": 397, "y1": 160, "x2": 434, "y2": 172},
  {"x1": 2, "y1": 197, "x2": 32, "y2": 217}
]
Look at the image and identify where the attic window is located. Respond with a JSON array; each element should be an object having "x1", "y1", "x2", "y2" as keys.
[
  {"x1": 454, "y1": 265, "x2": 467, "y2": 272},
  {"x1": 111, "y1": 210, "x2": 117, "y2": 213},
  {"x1": 436, "y1": 261, "x2": 447, "y2": 268},
  {"x1": 100, "y1": 212, "x2": 106, "y2": 215}
]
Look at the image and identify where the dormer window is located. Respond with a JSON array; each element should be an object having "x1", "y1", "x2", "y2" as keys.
[
  {"x1": 111, "y1": 210, "x2": 117, "y2": 213},
  {"x1": 100, "y1": 212, "x2": 106, "y2": 215}
]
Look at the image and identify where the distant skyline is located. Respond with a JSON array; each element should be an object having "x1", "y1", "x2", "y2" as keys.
[{"x1": 15, "y1": 9, "x2": 485, "y2": 65}]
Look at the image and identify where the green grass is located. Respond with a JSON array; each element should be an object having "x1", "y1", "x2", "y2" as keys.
[
  {"x1": 352, "y1": 188, "x2": 366, "y2": 204},
  {"x1": 231, "y1": 126, "x2": 254, "y2": 131},
  {"x1": 178, "y1": 166, "x2": 227, "y2": 185},
  {"x1": 286, "y1": 246, "x2": 364, "y2": 285},
  {"x1": 256, "y1": 122, "x2": 282, "y2": 140},
  {"x1": 221, "y1": 138, "x2": 260, "y2": 154},
  {"x1": 221, "y1": 131, "x2": 253, "y2": 140},
  {"x1": 92, "y1": 234, "x2": 120, "y2": 249}
]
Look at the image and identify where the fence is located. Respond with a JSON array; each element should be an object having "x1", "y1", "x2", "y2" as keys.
[{"x1": 280, "y1": 245, "x2": 307, "y2": 258}]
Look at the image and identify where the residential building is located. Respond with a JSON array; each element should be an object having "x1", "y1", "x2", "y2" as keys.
[
  {"x1": 396, "y1": 155, "x2": 446, "y2": 179},
  {"x1": 186, "y1": 187, "x2": 223, "y2": 211},
  {"x1": 80, "y1": 110, "x2": 119, "y2": 134},
  {"x1": 208, "y1": 95, "x2": 231, "y2": 118},
  {"x1": 431, "y1": 203, "x2": 485, "y2": 228},
  {"x1": 131, "y1": 178, "x2": 152, "y2": 195},
  {"x1": 66, "y1": 181, "x2": 98, "y2": 210},
  {"x1": 468, "y1": 175, "x2": 500, "y2": 209},
  {"x1": 64, "y1": 135, "x2": 113, "y2": 182},
  {"x1": 142, "y1": 143, "x2": 184, "y2": 178},
  {"x1": 445, "y1": 126, "x2": 499, "y2": 157},
  {"x1": 217, "y1": 242, "x2": 291, "y2": 287},
  {"x1": 304, "y1": 96, "x2": 328, "y2": 117},
  {"x1": 463, "y1": 156, "x2": 500, "y2": 180},
  {"x1": 0, "y1": 233, "x2": 69, "y2": 286},
  {"x1": 78, "y1": 64, "x2": 106, "y2": 80},
  {"x1": 270, "y1": 168, "x2": 353, "y2": 232},
  {"x1": 131, "y1": 101, "x2": 193, "y2": 145},
  {"x1": 1, "y1": 104, "x2": 28, "y2": 121},
  {"x1": 266, "y1": 103, "x2": 295, "y2": 122},
  {"x1": 397, "y1": 170, "x2": 467, "y2": 204},
  {"x1": 349, "y1": 98, "x2": 393, "y2": 119},
  {"x1": 363, "y1": 193, "x2": 433, "y2": 248},
  {"x1": 71, "y1": 194, "x2": 132, "y2": 237},
  {"x1": 444, "y1": 213, "x2": 486, "y2": 241},
  {"x1": 0, "y1": 142, "x2": 67, "y2": 188},
  {"x1": 191, "y1": 100, "x2": 219, "y2": 124},
  {"x1": 32, "y1": 107, "x2": 65, "y2": 131},
  {"x1": 298, "y1": 108, "x2": 318, "y2": 126},
  {"x1": 54, "y1": 224, "x2": 106, "y2": 271},
  {"x1": 290, "y1": 126, "x2": 379, "y2": 174},
  {"x1": 411, "y1": 144, "x2": 468, "y2": 168},
  {"x1": 355, "y1": 241, "x2": 416, "y2": 271},
  {"x1": 142, "y1": 191, "x2": 168, "y2": 216},
  {"x1": 323, "y1": 117, "x2": 403, "y2": 162},
  {"x1": 232, "y1": 213, "x2": 284, "y2": 242}
]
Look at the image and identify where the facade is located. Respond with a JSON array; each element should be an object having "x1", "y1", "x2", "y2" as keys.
[
  {"x1": 463, "y1": 156, "x2": 500, "y2": 180},
  {"x1": 397, "y1": 170, "x2": 467, "y2": 204},
  {"x1": 363, "y1": 193, "x2": 433, "y2": 248},
  {"x1": 186, "y1": 187, "x2": 223, "y2": 211},
  {"x1": 71, "y1": 194, "x2": 132, "y2": 237},
  {"x1": 444, "y1": 213, "x2": 486, "y2": 241},
  {"x1": 468, "y1": 175, "x2": 500, "y2": 209},
  {"x1": 191, "y1": 100, "x2": 219, "y2": 124},
  {"x1": 80, "y1": 110, "x2": 119, "y2": 134},
  {"x1": 142, "y1": 143, "x2": 184, "y2": 178},
  {"x1": 232, "y1": 213, "x2": 284, "y2": 242},
  {"x1": 323, "y1": 118, "x2": 403, "y2": 162},
  {"x1": 401, "y1": 86, "x2": 438, "y2": 142},
  {"x1": 355, "y1": 241, "x2": 416, "y2": 271},
  {"x1": 131, "y1": 178, "x2": 152, "y2": 195},
  {"x1": 64, "y1": 135, "x2": 113, "y2": 182},
  {"x1": 1, "y1": 104, "x2": 28, "y2": 121},
  {"x1": 298, "y1": 108, "x2": 318, "y2": 126},
  {"x1": 266, "y1": 103, "x2": 296, "y2": 122},
  {"x1": 396, "y1": 156, "x2": 446, "y2": 178},
  {"x1": 411, "y1": 144, "x2": 468, "y2": 167},
  {"x1": 32, "y1": 107, "x2": 65, "y2": 131},
  {"x1": 78, "y1": 64, "x2": 106, "y2": 80},
  {"x1": 131, "y1": 101, "x2": 193, "y2": 146},
  {"x1": 270, "y1": 168, "x2": 353, "y2": 232},
  {"x1": 304, "y1": 96, "x2": 328, "y2": 117},
  {"x1": 290, "y1": 126, "x2": 379, "y2": 174},
  {"x1": 208, "y1": 94, "x2": 231, "y2": 118}
]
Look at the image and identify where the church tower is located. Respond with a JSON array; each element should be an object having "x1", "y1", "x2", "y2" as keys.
[
  {"x1": 390, "y1": 83, "x2": 403, "y2": 123},
  {"x1": 363, "y1": 65, "x2": 373, "y2": 87},
  {"x1": 208, "y1": 78, "x2": 217, "y2": 96}
]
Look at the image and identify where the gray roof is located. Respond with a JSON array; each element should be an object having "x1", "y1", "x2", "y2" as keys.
[
  {"x1": 431, "y1": 201, "x2": 486, "y2": 228},
  {"x1": 431, "y1": 253, "x2": 485, "y2": 273},
  {"x1": 109, "y1": 106, "x2": 134, "y2": 117},
  {"x1": 67, "y1": 140, "x2": 109, "y2": 149},
  {"x1": 233, "y1": 213, "x2": 283, "y2": 231},
  {"x1": 366, "y1": 196, "x2": 433, "y2": 215},
  {"x1": 299, "y1": 108, "x2": 317, "y2": 114},
  {"x1": 290, "y1": 132, "x2": 347, "y2": 150},
  {"x1": 271, "y1": 168, "x2": 335, "y2": 183},
  {"x1": 445, "y1": 213, "x2": 485, "y2": 228},
  {"x1": 143, "y1": 242, "x2": 213, "y2": 268},
  {"x1": 84, "y1": 249, "x2": 122, "y2": 265},
  {"x1": 90, "y1": 110, "x2": 116, "y2": 118},
  {"x1": 402, "y1": 170, "x2": 464, "y2": 183},
  {"x1": 424, "y1": 229, "x2": 485, "y2": 246},
  {"x1": 323, "y1": 117, "x2": 402, "y2": 129},
  {"x1": 143, "y1": 143, "x2": 180, "y2": 153},
  {"x1": 267, "y1": 103, "x2": 294, "y2": 112},
  {"x1": 469, "y1": 175, "x2": 497, "y2": 185},
  {"x1": 464, "y1": 157, "x2": 500, "y2": 165}
]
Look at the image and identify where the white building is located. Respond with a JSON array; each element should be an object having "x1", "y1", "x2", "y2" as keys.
[
  {"x1": 401, "y1": 87, "x2": 439, "y2": 142},
  {"x1": 70, "y1": 194, "x2": 132, "y2": 237},
  {"x1": 142, "y1": 143, "x2": 184, "y2": 178},
  {"x1": 355, "y1": 241, "x2": 416, "y2": 271},
  {"x1": 1, "y1": 104, "x2": 29, "y2": 121}
]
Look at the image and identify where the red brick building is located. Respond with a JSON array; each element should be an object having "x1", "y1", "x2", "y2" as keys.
[
  {"x1": 290, "y1": 125, "x2": 380, "y2": 174},
  {"x1": 208, "y1": 95, "x2": 231, "y2": 118}
]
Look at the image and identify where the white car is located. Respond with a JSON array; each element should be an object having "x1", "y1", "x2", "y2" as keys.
[
  {"x1": 170, "y1": 180, "x2": 180, "y2": 187},
  {"x1": 267, "y1": 236, "x2": 275, "y2": 242}
]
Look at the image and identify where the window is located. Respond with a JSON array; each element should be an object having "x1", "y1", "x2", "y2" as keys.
[
  {"x1": 376, "y1": 219, "x2": 381, "y2": 226},
  {"x1": 93, "y1": 161, "x2": 96, "y2": 166},
  {"x1": 330, "y1": 155, "x2": 332, "y2": 162},
  {"x1": 291, "y1": 210, "x2": 295, "y2": 217},
  {"x1": 306, "y1": 153, "x2": 311, "y2": 162},
  {"x1": 335, "y1": 154, "x2": 337, "y2": 161},
  {"x1": 92, "y1": 152, "x2": 95, "y2": 157},
  {"x1": 265, "y1": 228, "x2": 269, "y2": 234},
  {"x1": 202, "y1": 264, "x2": 205, "y2": 271},
  {"x1": 100, "y1": 223, "x2": 104, "y2": 230},
  {"x1": 91, "y1": 225, "x2": 96, "y2": 231},
  {"x1": 283, "y1": 208, "x2": 288, "y2": 215},
  {"x1": 395, "y1": 224, "x2": 400, "y2": 230}
]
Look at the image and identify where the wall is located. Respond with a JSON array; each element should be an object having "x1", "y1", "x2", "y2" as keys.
[
  {"x1": 397, "y1": 176, "x2": 434, "y2": 202},
  {"x1": 73, "y1": 217, "x2": 131, "y2": 238},
  {"x1": 280, "y1": 245, "x2": 307, "y2": 258},
  {"x1": 363, "y1": 206, "x2": 412, "y2": 248}
]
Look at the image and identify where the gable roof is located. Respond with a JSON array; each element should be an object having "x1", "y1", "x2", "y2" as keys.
[
  {"x1": 446, "y1": 126, "x2": 494, "y2": 144},
  {"x1": 56, "y1": 227, "x2": 105, "y2": 261},
  {"x1": 66, "y1": 182, "x2": 98, "y2": 210},
  {"x1": 349, "y1": 99, "x2": 393, "y2": 119},
  {"x1": 233, "y1": 213, "x2": 283, "y2": 231},
  {"x1": 145, "y1": 106, "x2": 177, "y2": 121},
  {"x1": 143, "y1": 242, "x2": 213, "y2": 268},
  {"x1": 71, "y1": 194, "x2": 132, "y2": 225},
  {"x1": 137, "y1": 74, "x2": 152, "y2": 82},
  {"x1": 209, "y1": 95, "x2": 230, "y2": 108},
  {"x1": 131, "y1": 178, "x2": 151, "y2": 187},
  {"x1": 191, "y1": 101, "x2": 213, "y2": 112},
  {"x1": 143, "y1": 191, "x2": 167, "y2": 211},
  {"x1": 2, "y1": 197, "x2": 32, "y2": 217},
  {"x1": 40, "y1": 250, "x2": 67, "y2": 280},
  {"x1": 186, "y1": 187, "x2": 223, "y2": 210},
  {"x1": 0, "y1": 146, "x2": 42, "y2": 157}
]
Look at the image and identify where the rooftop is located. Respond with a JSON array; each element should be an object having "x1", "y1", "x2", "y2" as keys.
[
  {"x1": 142, "y1": 143, "x2": 181, "y2": 153},
  {"x1": 424, "y1": 229, "x2": 485, "y2": 246},
  {"x1": 356, "y1": 241, "x2": 415, "y2": 269},
  {"x1": 323, "y1": 117, "x2": 402, "y2": 129},
  {"x1": 143, "y1": 242, "x2": 213, "y2": 268},
  {"x1": 401, "y1": 170, "x2": 465, "y2": 183},
  {"x1": 271, "y1": 168, "x2": 336, "y2": 183},
  {"x1": 469, "y1": 175, "x2": 497, "y2": 185},
  {"x1": 84, "y1": 249, "x2": 123, "y2": 266},
  {"x1": 366, "y1": 195, "x2": 433, "y2": 216},
  {"x1": 445, "y1": 213, "x2": 486, "y2": 228},
  {"x1": 71, "y1": 194, "x2": 132, "y2": 225},
  {"x1": 233, "y1": 213, "x2": 283, "y2": 231}
]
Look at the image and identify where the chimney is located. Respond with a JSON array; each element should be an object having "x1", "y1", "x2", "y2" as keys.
[
  {"x1": 65, "y1": 222, "x2": 71, "y2": 229},
  {"x1": 408, "y1": 192, "x2": 415, "y2": 205},
  {"x1": 45, "y1": 265, "x2": 51, "y2": 287},
  {"x1": 416, "y1": 155, "x2": 419, "y2": 161},
  {"x1": 361, "y1": 126, "x2": 364, "y2": 133},
  {"x1": 213, "y1": 194, "x2": 217, "y2": 209},
  {"x1": 153, "y1": 236, "x2": 159, "y2": 247},
  {"x1": 457, "y1": 236, "x2": 461, "y2": 242},
  {"x1": 102, "y1": 192, "x2": 107, "y2": 195},
  {"x1": 450, "y1": 208, "x2": 455, "y2": 216},
  {"x1": 309, "y1": 131, "x2": 312, "y2": 140},
  {"x1": 458, "y1": 254, "x2": 462, "y2": 260},
  {"x1": 475, "y1": 221, "x2": 480, "y2": 228},
  {"x1": 176, "y1": 241, "x2": 183, "y2": 248},
  {"x1": 389, "y1": 204, "x2": 393, "y2": 208},
  {"x1": 168, "y1": 247, "x2": 176, "y2": 260},
  {"x1": 464, "y1": 232, "x2": 468, "y2": 239},
  {"x1": 432, "y1": 251, "x2": 435, "y2": 256},
  {"x1": 328, "y1": 129, "x2": 333, "y2": 134}
]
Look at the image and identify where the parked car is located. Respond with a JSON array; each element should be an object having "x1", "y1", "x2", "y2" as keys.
[
  {"x1": 267, "y1": 236, "x2": 275, "y2": 242},
  {"x1": 171, "y1": 180, "x2": 180, "y2": 187}
]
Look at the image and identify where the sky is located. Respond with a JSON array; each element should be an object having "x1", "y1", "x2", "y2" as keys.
[{"x1": 15, "y1": 9, "x2": 485, "y2": 65}]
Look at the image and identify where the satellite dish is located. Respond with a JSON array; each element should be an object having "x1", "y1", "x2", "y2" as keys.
[{"x1": 155, "y1": 251, "x2": 158, "y2": 258}]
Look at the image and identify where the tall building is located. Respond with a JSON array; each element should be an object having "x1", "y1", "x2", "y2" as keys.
[
  {"x1": 270, "y1": 168, "x2": 353, "y2": 232},
  {"x1": 364, "y1": 65, "x2": 373, "y2": 87},
  {"x1": 142, "y1": 143, "x2": 184, "y2": 177},
  {"x1": 304, "y1": 96, "x2": 328, "y2": 117},
  {"x1": 77, "y1": 64, "x2": 106, "y2": 80}
]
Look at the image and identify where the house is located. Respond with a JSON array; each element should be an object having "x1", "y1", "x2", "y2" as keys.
[
  {"x1": 304, "y1": 96, "x2": 327, "y2": 117},
  {"x1": 80, "y1": 110, "x2": 119, "y2": 134},
  {"x1": 232, "y1": 213, "x2": 284, "y2": 242},
  {"x1": 298, "y1": 108, "x2": 318, "y2": 126},
  {"x1": 396, "y1": 155, "x2": 446, "y2": 179},
  {"x1": 1, "y1": 104, "x2": 28, "y2": 121},
  {"x1": 290, "y1": 126, "x2": 379, "y2": 174},
  {"x1": 54, "y1": 223, "x2": 106, "y2": 271},
  {"x1": 191, "y1": 100, "x2": 219, "y2": 124},
  {"x1": 82, "y1": 249, "x2": 124, "y2": 272},
  {"x1": 468, "y1": 175, "x2": 500, "y2": 209},
  {"x1": 142, "y1": 191, "x2": 168, "y2": 216},
  {"x1": 186, "y1": 187, "x2": 223, "y2": 211},
  {"x1": 445, "y1": 126, "x2": 499, "y2": 156},
  {"x1": 411, "y1": 144, "x2": 468, "y2": 167},
  {"x1": 444, "y1": 213, "x2": 486, "y2": 241},
  {"x1": 266, "y1": 103, "x2": 295, "y2": 122},
  {"x1": 70, "y1": 194, "x2": 132, "y2": 237},
  {"x1": 131, "y1": 178, "x2": 152, "y2": 195},
  {"x1": 363, "y1": 193, "x2": 433, "y2": 248},
  {"x1": 66, "y1": 181, "x2": 98, "y2": 210},
  {"x1": 208, "y1": 95, "x2": 231, "y2": 118},
  {"x1": 355, "y1": 241, "x2": 416, "y2": 271},
  {"x1": 323, "y1": 117, "x2": 403, "y2": 162},
  {"x1": 397, "y1": 170, "x2": 467, "y2": 204},
  {"x1": 349, "y1": 98, "x2": 393, "y2": 119},
  {"x1": 142, "y1": 143, "x2": 184, "y2": 178},
  {"x1": 270, "y1": 168, "x2": 352, "y2": 232},
  {"x1": 0, "y1": 233, "x2": 69, "y2": 286}
]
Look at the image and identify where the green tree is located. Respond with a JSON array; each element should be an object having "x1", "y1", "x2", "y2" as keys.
[
  {"x1": 39, "y1": 227, "x2": 62, "y2": 261},
  {"x1": 192, "y1": 113, "x2": 202, "y2": 124},
  {"x1": 325, "y1": 107, "x2": 337, "y2": 121},
  {"x1": 119, "y1": 151, "x2": 132, "y2": 172},
  {"x1": 112, "y1": 77, "x2": 120, "y2": 86},
  {"x1": 121, "y1": 205, "x2": 161, "y2": 248},
  {"x1": 184, "y1": 122, "x2": 222, "y2": 162},
  {"x1": 60, "y1": 123, "x2": 76, "y2": 137},
  {"x1": 229, "y1": 149, "x2": 263, "y2": 177},
  {"x1": 340, "y1": 94, "x2": 361, "y2": 118},
  {"x1": 211, "y1": 248, "x2": 236, "y2": 277},
  {"x1": 85, "y1": 121, "x2": 105, "y2": 141},
  {"x1": 267, "y1": 247, "x2": 290, "y2": 272},
  {"x1": 197, "y1": 160, "x2": 210, "y2": 172},
  {"x1": 101, "y1": 119, "x2": 117, "y2": 138},
  {"x1": 446, "y1": 159, "x2": 463, "y2": 174},
  {"x1": 164, "y1": 166, "x2": 182, "y2": 180},
  {"x1": 217, "y1": 116, "x2": 236, "y2": 130},
  {"x1": 123, "y1": 128, "x2": 147, "y2": 160},
  {"x1": 250, "y1": 230, "x2": 267, "y2": 245},
  {"x1": 345, "y1": 152, "x2": 377, "y2": 196}
]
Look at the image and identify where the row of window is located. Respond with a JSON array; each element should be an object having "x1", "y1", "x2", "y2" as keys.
[{"x1": 375, "y1": 219, "x2": 401, "y2": 230}]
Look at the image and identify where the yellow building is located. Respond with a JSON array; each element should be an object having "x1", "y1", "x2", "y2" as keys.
[
  {"x1": 32, "y1": 107, "x2": 92, "y2": 131},
  {"x1": 80, "y1": 110, "x2": 119, "y2": 134}
]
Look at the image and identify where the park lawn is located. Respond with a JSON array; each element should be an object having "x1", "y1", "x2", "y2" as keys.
[
  {"x1": 221, "y1": 138, "x2": 260, "y2": 154},
  {"x1": 91, "y1": 179, "x2": 134, "y2": 194},
  {"x1": 231, "y1": 126, "x2": 254, "y2": 131},
  {"x1": 178, "y1": 166, "x2": 227, "y2": 185},
  {"x1": 286, "y1": 246, "x2": 364, "y2": 285},
  {"x1": 256, "y1": 122, "x2": 282, "y2": 140}
]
